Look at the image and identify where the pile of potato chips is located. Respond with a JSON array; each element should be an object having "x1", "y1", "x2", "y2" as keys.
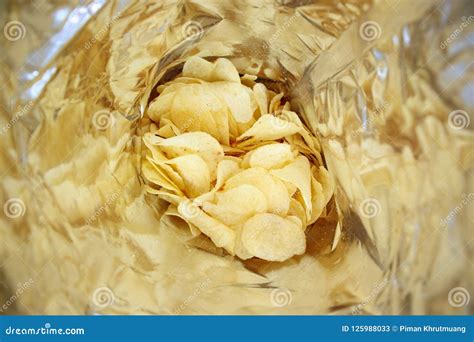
[{"x1": 142, "y1": 57, "x2": 334, "y2": 262}]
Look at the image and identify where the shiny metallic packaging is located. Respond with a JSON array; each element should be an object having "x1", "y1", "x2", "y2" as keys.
[{"x1": 0, "y1": 0, "x2": 472, "y2": 314}]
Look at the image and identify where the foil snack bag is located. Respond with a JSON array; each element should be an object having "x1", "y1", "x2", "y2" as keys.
[{"x1": 0, "y1": 0, "x2": 473, "y2": 315}]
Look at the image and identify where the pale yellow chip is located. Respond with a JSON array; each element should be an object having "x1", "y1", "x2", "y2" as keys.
[
  {"x1": 237, "y1": 114, "x2": 301, "y2": 144},
  {"x1": 288, "y1": 198, "x2": 307, "y2": 229},
  {"x1": 233, "y1": 224, "x2": 254, "y2": 260},
  {"x1": 269, "y1": 92, "x2": 284, "y2": 113},
  {"x1": 203, "y1": 184, "x2": 267, "y2": 226},
  {"x1": 270, "y1": 156, "x2": 312, "y2": 219},
  {"x1": 253, "y1": 83, "x2": 268, "y2": 115},
  {"x1": 249, "y1": 143, "x2": 294, "y2": 169},
  {"x1": 165, "y1": 154, "x2": 211, "y2": 198},
  {"x1": 241, "y1": 213, "x2": 306, "y2": 261},
  {"x1": 157, "y1": 132, "x2": 224, "y2": 179},
  {"x1": 213, "y1": 159, "x2": 240, "y2": 191},
  {"x1": 224, "y1": 168, "x2": 290, "y2": 216},
  {"x1": 150, "y1": 157, "x2": 186, "y2": 191},
  {"x1": 149, "y1": 83, "x2": 230, "y2": 144},
  {"x1": 182, "y1": 56, "x2": 214, "y2": 81},
  {"x1": 309, "y1": 176, "x2": 325, "y2": 225},
  {"x1": 211, "y1": 58, "x2": 241, "y2": 83},
  {"x1": 142, "y1": 159, "x2": 183, "y2": 195},
  {"x1": 177, "y1": 201, "x2": 236, "y2": 254},
  {"x1": 211, "y1": 83, "x2": 254, "y2": 123},
  {"x1": 315, "y1": 165, "x2": 334, "y2": 204}
]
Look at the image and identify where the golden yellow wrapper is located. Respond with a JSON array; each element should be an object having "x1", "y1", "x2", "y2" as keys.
[{"x1": 0, "y1": 0, "x2": 472, "y2": 315}]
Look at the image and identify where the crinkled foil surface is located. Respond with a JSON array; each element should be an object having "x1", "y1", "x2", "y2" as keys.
[{"x1": 0, "y1": 0, "x2": 473, "y2": 314}]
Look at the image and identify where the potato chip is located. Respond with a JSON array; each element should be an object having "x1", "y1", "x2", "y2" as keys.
[
  {"x1": 148, "y1": 156, "x2": 186, "y2": 191},
  {"x1": 233, "y1": 224, "x2": 254, "y2": 260},
  {"x1": 288, "y1": 198, "x2": 307, "y2": 229},
  {"x1": 145, "y1": 186, "x2": 183, "y2": 205},
  {"x1": 211, "y1": 83, "x2": 254, "y2": 123},
  {"x1": 143, "y1": 57, "x2": 335, "y2": 262},
  {"x1": 213, "y1": 159, "x2": 240, "y2": 191},
  {"x1": 237, "y1": 114, "x2": 301, "y2": 144},
  {"x1": 203, "y1": 184, "x2": 267, "y2": 226},
  {"x1": 253, "y1": 83, "x2": 268, "y2": 115},
  {"x1": 241, "y1": 213, "x2": 306, "y2": 261},
  {"x1": 269, "y1": 92, "x2": 284, "y2": 113},
  {"x1": 309, "y1": 176, "x2": 325, "y2": 224},
  {"x1": 165, "y1": 154, "x2": 211, "y2": 198},
  {"x1": 142, "y1": 160, "x2": 183, "y2": 195},
  {"x1": 149, "y1": 83, "x2": 230, "y2": 144},
  {"x1": 182, "y1": 56, "x2": 214, "y2": 81},
  {"x1": 315, "y1": 165, "x2": 334, "y2": 205},
  {"x1": 249, "y1": 143, "x2": 294, "y2": 169},
  {"x1": 157, "y1": 132, "x2": 224, "y2": 179},
  {"x1": 211, "y1": 58, "x2": 241, "y2": 83},
  {"x1": 178, "y1": 202, "x2": 236, "y2": 254},
  {"x1": 224, "y1": 168, "x2": 290, "y2": 216},
  {"x1": 270, "y1": 156, "x2": 312, "y2": 219}
]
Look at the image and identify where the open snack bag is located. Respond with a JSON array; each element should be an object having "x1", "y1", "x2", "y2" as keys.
[{"x1": 0, "y1": 0, "x2": 472, "y2": 315}]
